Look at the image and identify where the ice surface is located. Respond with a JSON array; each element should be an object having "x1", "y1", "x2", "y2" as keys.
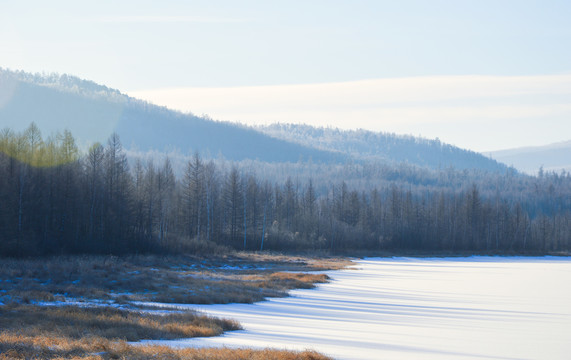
[{"x1": 141, "y1": 257, "x2": 571, "y2": 360}]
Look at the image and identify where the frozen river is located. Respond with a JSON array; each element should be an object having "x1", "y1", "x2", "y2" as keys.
[{"x1": 145, "y1": 257, "x2": 571, "y2": 360}]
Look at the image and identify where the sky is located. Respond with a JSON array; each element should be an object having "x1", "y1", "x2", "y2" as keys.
[{"x1": 1, "y1": 0, "x2": 571, "y2": 152}]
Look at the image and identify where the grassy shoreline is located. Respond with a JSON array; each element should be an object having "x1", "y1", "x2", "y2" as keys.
[
  {"x1": 0, "y1": 253, "x2": 349, "y2": 359},
  {"x1": 0, "y1": 253, "x2": 349, "y2": 305}
]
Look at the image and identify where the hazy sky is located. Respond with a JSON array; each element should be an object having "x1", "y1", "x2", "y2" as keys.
[{"x1": 2, "y1": 0, "x2": 570, "y2": 151}]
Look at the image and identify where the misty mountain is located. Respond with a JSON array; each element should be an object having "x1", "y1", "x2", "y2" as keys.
[
  {"x1": 0, "y1": 68, "x2": 343, "y2": 163},
  {"x1": 487, "y1": 141, "x2": 571, "y2": 175},
  {"x1": 1, "y1": 68, "x2": 506, "y2": 172},
  {"x1": 258, "y1": 123, "x2": 507, "y2": 172}
]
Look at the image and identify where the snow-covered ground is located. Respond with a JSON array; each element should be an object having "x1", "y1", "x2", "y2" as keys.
[{"x1": 142, "y1": 257, "x2": 571, "y2": 360}]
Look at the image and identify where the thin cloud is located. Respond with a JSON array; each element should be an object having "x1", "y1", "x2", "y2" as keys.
[
  {"x1": 128, "y1": 74, "x2": 571, "y2": 121},
  {"x1": 92, "y1": 15, "x2": 249, "y2": 24},
  {"x1": 130, "y1": 74, "x2": 571, "y2": 108},
  {"x1": 128, "y1": 74, "x2": 571, "y2": 151}
]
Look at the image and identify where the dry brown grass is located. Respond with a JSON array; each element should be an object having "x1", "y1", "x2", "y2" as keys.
[
  {"x1": 231, "y1": 252, "x2": 351, "y2": 272},
  {"x1": 112, "y1": 346, "x2": 333, "y2": 360},
  {"x1": 0, "y1": 332, "x2": 109, "y2": 359},
  {"x1": 0, "y1": 253, "x2": 350, "y2": 305},
  {"x1": 0, "y1": 253, "x2": 347, "y2": 359},
  {"x1": 0, "y1": 333, "x2": 333, "y2": 360},
  {"x1": 0, "y1": 304, "x2": 240, "y2": 341},
  {"x1": 243, "y1": 272, "x2": 331, "y2": 291},
  {"x1": 269, "y1": 272, "x2": 330, "y2": 284},
  {"x1": 0, "y1": 304, "x2": 330, "y2": 359}
]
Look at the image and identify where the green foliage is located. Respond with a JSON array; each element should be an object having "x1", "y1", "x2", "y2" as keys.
[{"x1": 0, "y1": 123, "x2": 78, "y2": 167}]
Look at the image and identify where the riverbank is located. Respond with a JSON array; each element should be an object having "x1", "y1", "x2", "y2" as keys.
[{"x1": 0, "y1": 253, "x2": 349, "y2": 359}]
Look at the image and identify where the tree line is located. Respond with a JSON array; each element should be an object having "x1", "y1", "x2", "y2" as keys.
[{"x1": 1, "y1": 124, "x2": 570, "y2": 257}]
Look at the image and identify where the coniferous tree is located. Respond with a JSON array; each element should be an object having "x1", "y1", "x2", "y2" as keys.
[{"x1": 1, "y1": 124, "x2": 571, "y2": 257}]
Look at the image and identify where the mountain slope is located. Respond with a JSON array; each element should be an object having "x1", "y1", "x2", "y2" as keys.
[
  {"x1": 0, "y1": 68, "x2": 343, "y2": 163},
  {"x1": 1, "y1": 68, "x2": 507, "y2": 172},
  {"x1": 259, "y1": 123, "x2": 507, "y2": 172},
  {"x1": 488, "y1": 141, "x2": 571, "y2": 175}
]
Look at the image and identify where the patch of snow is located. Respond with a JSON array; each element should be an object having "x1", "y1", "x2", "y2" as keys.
[
  {"x1": 36, "y1": 297, "x2": 134, "y2": 311},
  {"x1": 130, "y1": 301, "x2": 196, "y2": 311},
  {"x1": 109, "y1": 292, "x2": 137, "y2": 297}
]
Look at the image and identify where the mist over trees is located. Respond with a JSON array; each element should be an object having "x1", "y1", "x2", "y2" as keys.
[
  {"x1": 1, "y1": 125, "x2": 570, "y2": 257},
  {"x1": 2, "y1": 68, "x2": 511, "y2": 172}
]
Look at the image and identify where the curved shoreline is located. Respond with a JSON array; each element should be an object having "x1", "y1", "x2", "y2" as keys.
[
  {"x1": 0, "y1": 253, "x2": 347, "y2": 359},
  {"x1": 141, "y1": 256, "x2": 571, "y2": 360}
]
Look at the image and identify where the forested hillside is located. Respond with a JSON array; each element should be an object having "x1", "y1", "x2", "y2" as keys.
[
  {"x1": 2, "y1": 68, "x2": 510, "y2": 172},
  {"x1": 0, "y1": 68, "x2": 342, "y2": 163},
  {"x1": 1, "y1": 125, "x2": 570, "y2": 257},
  {"x1": 259, "y1": 124, "x2": 507, "y2": 172}
]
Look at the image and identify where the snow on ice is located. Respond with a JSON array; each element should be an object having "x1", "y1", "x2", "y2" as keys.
[{"x1": 141, "y1": 257, "x2": 571, "y2": 360}]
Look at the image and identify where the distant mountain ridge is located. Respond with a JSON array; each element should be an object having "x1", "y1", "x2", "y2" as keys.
[
  {"x1": 258, "y1": 123, "x2": 507, "y2": 172},
  {"x1": 488, "y1": 141, "x2": 571, "y2": 175},
  {"x1": 0, "y1": 68, "x2": 343, "y2": 163},
  {"x1": 1, "y1": 68, "x2": 507, "y2": 172}
]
